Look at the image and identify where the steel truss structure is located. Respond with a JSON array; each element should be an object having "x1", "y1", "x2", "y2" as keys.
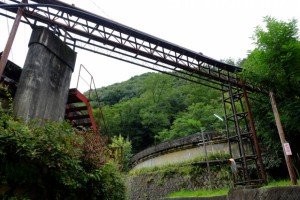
[
  {"x1": 0, "y1": 0, "x2": 266, "y2": 93},
  {"x1": 222, "y1": 84, "x2": 266, "y2": 185},
  {"x1": 0, "y1": 0, "x2": 267, "y2": 185}
]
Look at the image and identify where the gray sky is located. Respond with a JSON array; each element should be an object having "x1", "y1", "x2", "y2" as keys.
[{"x1": 0, "y1": 0, "x2": 300, "y2": 92}]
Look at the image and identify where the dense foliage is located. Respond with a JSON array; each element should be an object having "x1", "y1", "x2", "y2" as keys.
[
  {"x1": 90, "y1": 17, "x2": 300, "y2": 178},
  {"x1": 0, "y1": 111, "x2": 125, "y2": 199},
  {"x1": 92, "y1": 73, "x2": 224, "y2": 153},
  {"x1": 109, "y1": 135, "x2": 132, "y2": 171},
  {"x1": 91, "y1": 73, "x2": 150, "y2": 106},
  {"x1": 242, "y1": 17, "x2": 300, "y2": 174}
]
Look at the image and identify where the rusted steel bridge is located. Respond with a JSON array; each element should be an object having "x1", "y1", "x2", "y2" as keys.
[{"x1": 0, "y1": 0, "x2": 295, "y2": 186}]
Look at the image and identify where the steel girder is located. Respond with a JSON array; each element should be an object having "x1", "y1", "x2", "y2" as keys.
[{"x1": 0, "y1": 0, "x2": 264, "y2": 93}]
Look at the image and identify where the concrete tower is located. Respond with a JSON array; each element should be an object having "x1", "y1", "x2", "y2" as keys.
[{"x1": 13, "y1": 27, "x2": 76, "y2": 123}]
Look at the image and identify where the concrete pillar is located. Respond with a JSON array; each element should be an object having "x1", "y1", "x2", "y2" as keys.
[{"x1": 13, "y1": 27, "x2": 76, "y2": 122}]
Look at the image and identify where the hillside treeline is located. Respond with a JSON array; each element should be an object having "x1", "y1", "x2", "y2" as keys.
[
  {"x1": 91, "y1": 17, "x2": 300, "y2": 177},
  {"x1": 91, "y1": 73, "x2": 224, "y2": 153}
]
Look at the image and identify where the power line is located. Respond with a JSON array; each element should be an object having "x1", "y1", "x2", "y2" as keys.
[{"x1": 88, "y1": 0, "x2": 111, "y2": 19}]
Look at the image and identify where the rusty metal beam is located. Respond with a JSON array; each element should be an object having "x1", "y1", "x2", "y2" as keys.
[
  {"x1": 242, "y1": 82, "x2": 267, "y2": 183},
  {"x1": 0, "y1": 1, "x2": 266, "y2": 94},
  {"x1": 0, "y1": 0, "x2": 27, "y2": 78}
]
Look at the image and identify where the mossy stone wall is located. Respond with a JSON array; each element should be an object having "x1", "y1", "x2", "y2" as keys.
[{"x1": 127, "y1": 164, "x2": 230, "y2": 200}]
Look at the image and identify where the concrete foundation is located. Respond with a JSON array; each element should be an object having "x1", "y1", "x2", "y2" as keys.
[
  {"x1": 13, "y1": 27, "x2": 76, "y2": 122},
  {"x1": 227, "y1": 186, "x2": 300, "y2": 200}
]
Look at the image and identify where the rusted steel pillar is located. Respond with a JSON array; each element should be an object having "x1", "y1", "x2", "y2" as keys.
[
  {"x1": 269, "y1": 91, "x2": 297, "y2": 185},
  {"x1": 0, "y1": 0, "x2": 27, "y2": 78},
  {"x1": 227, "y1": 84, "x2": 250, "y2": 182},
  {"x1": 242, "y1": 83, "x2": 267, "y2": 183},
  {"x1": 13, "y1": 27, "x2": 76, "y2": 123}
]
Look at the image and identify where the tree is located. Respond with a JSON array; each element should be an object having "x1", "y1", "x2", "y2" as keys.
[
  {"x1": 155, "y1": 102, "x2": 224, "y2": 142},
  {"x1": 93, "y1": 72, "x2": 225, "y2": 152},
  {"x1": 242, "y1": 17, "x2": 300, "y2": 174},
  {"x1": 109, "y1": 135, "x2": 132, "y2": 171},
  {"x1": 242, "y1": 17, "x2": 300, "y2": 95}
]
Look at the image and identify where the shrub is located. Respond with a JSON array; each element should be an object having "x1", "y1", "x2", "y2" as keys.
[
  {"x1": 78, "y1": 131, "x2": 107, "y2": 170},
  {"x1": 98, "y1": 162, "x2": 126, "y2": 200},
  {"x1": 0, "y1": 111, "x2": 125, "y2": 199},
  {"x1": 109, "y1": 135, "x2": 132, "y2": 171}
]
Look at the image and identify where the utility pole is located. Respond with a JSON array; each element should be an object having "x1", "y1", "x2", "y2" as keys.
[
  {"x1": 201, "y1": 128, "x2": 211, "y2": 189},
  {"x1": 269, "y1": 91, "x2": 297, "y2": 185}
]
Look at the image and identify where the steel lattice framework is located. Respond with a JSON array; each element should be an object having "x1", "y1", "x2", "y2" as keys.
[{"x1": 0, "y1": 0, "x2": 265, "y2": 93}]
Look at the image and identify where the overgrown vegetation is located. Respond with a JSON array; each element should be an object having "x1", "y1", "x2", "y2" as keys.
[
  {"x1": 167, "y1": 179, "x2": 300, "y2": 198},
  {"x1": 129, "y1": 152, "x2": 230, "y2": 177},
  {"x1": 127, "y1": 152, "x2": 231, "y2": 199},
  {"x1": 262, "y1": 179, "x2": 300, "y2": 188},
  {"x1": 0, "y1": 110, "x2": 126, "y2": 199},
  {"x1": 92, "y1": 73, "x2": 224, "y2": 153},
  {"x1": 109, "y1": 135, "x2": 132, "y2": 171},
  {"x1": 241, "y1": 17, "x2": 300, "y2": 175}
]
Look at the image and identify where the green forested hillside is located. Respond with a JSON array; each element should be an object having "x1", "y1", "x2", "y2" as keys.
[
  {"x1": 91, "y1": 72, "x2": 224, "y2": 152},
  {"x1": 89, "y1": 18, "x2": 300, "y2": 179},
  {"x1": 91, "y1": 73, "x2": 150, "y2": 106}
]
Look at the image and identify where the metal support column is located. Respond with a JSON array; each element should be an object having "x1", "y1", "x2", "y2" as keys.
[
  {"x1": 243, "y1": 83, "x2": 267, "y2": 183},
  {"x1": 228, "y1": 84, "x2": 250, "y2": 183},
  {"x1": 0, "y1": 0, "x2": 27, "y2": 78},
  {"x1": 222, "y1": 84, "x2": 263, "y2": 186}
]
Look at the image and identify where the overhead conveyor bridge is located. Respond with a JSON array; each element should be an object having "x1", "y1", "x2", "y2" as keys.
[{"x1": 0, "y1": 0, "x2": 265, "y2": 93}]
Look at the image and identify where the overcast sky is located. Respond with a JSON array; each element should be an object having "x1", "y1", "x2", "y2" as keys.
[{"x1": 0, "y1": 0, "x2": 300, "y2": 92}]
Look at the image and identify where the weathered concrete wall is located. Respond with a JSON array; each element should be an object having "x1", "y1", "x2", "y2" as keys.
[
  {"x1": 127, "y1": 165, "x2": 230, "y2": 200},
  {"x1": 131, "y1": 133, "x2": 248, "y2": 170},
  {"x1": 13, "y1": 27, "x2": 76, "y2": 122},
  {"x1": 133, "y1": 143, "x2": 229, "y2": 170},
  {"x1": 227, "y1": 186, "x2": 300, "y2": 200},
  {"x1": 131, "y1": 133, "x2": 227, "y2": 167},
  {"x1": 131, "y1": 132, "x2": 218, "y2": 165}
]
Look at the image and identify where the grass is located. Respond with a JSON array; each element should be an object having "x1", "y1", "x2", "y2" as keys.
[
  {"x1": 167, "y1": 188, "x2": 229, "y2": 198},
  {"x1": 167, "y1": 179, "x2": 300, "y2": 198},
  {"x1": 129, "y1": 152, "x2": 230, "y2": 176},
  {"x1": 262, "y1": 179, "x2": 300, "y2": 188}
]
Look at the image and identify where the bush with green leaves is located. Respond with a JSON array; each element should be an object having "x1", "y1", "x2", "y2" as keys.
[
  {"x1": 109, "y1": 135, "x2": 132, "y2": 171},
  {"x1": 0, "y1": 111, "x2": 125, "y2": 199}
]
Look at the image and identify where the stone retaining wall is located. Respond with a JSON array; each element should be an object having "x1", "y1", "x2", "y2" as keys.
[
  {"x1": 127, "y1": 164, "x2": 230, "y2": 200},
  {"x1": 228, "y1": 186, "x2": 300, "y2": 200}
]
